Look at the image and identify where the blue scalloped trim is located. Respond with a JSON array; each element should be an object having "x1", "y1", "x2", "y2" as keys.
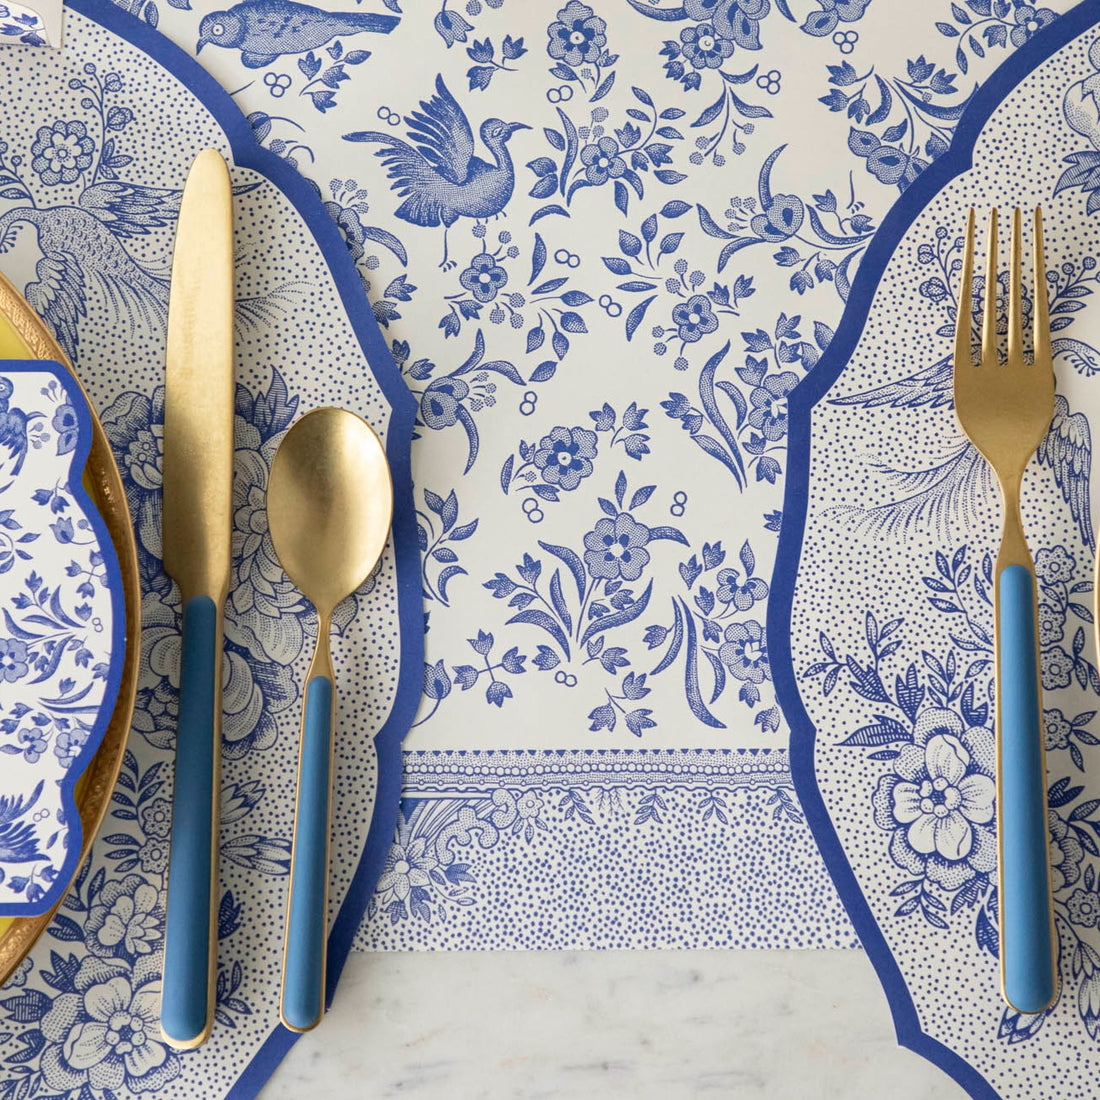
[
  {"x1": 0, "y1": 358, "x2": 125, "y2": 918},
  {"x1": 62, "y1": 0, "x2": 422, "y2": 1088},
  {"x1": 769, "y1": 3, "x2": 1100, "y2": 1097}
]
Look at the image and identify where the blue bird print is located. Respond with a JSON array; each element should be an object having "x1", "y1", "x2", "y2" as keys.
[
  {"x1": 0, "y1": 376, "x2": 43, "y2": 479},
  {"x1": 344, "y1": 76, "x2": 530, "y2": 269},
  {"x1": 0, "y1": 179, "x2": 281, "y2": 360},
  {"x1": 0, "y1": 782, "x2": 44, "y2": 864},
  {"x1": 197, "y1": 1, "x2": 399, "y2": 69},
  {"x1": 0, "y1": 181, "x2": 182, "y2": 359},
  {"x1": 830, "y1": 348, "x2": 1094, "y2": 549}
]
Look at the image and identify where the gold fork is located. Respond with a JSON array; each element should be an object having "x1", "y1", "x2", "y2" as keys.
[{"x1": 954, "y1": 206, "x2": 1057, "y2": 1014}]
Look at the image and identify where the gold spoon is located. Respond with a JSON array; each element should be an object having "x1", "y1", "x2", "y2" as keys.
[{"x1": 266, "y1": 407, "x2": 392, "y2": 1032}]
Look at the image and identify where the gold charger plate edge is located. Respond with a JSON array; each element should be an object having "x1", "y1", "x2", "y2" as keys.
[{"x1": 0, "y1": 269, "x2": 141, "y2": 985}]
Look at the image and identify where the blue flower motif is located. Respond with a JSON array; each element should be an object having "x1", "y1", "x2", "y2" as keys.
[
  {"x1": 50, "y1": 515, "x2": 75, "y2": 543},
  {"x1": 712, "y1": 0, "x2": 767, "y2": 50},
  {"x1": 84, "y1": 875, "x2": 162, "y2": 959},
  {"x1": 718, "y1": 619, "x2": 769, "y2": 683},
  {"x1": 866, "y1": 145, "x2": 913, "y2": 186},
  {"x1": 847, "y1": 129, "x2": 927, "y2": 190},
  {"x1": 1044, "y1": 710, "x2": 1073, "y2": 754},
  {"x1": 121, "y1": 423, "x2": 163, "y2": 492},
  {"x1": 747, "y1": 370, "x2": 797, "y2": 441},
  {"x1": 872, "y1": 709, "x2": 995, "y2": 891},
  {"x1": 420, "y1": 376, "x2": 470, "y2": 430},
  {"x1": 139, "y1": 837, "x2": 169, "y2": 875},
  {"x1": 1010, "y1": 2, "x2": 1056, "y2": 47},
  {"x1": 516, "y1": 790, "x2": 545, "y2": 822},
  {"x1": 52, "y1": 403, "x2": 78, "y2": 455},
  {"x1": 715, "y1": 568, "x2": 767, "y2": 610},
  {"x1": 323, "y1": 197, "x2": 370, "y2": 262},
  {"x1": 750, "y1": 194, "x2": 804, "y2": 241},
  {"x1": 106, "y1": 105, "x2": 134, "y2": 132},
  {"x1": 459, "y1": 252, "x2": 509, "y2": 303},
  {"x1": 1035, "y1": 544, "x2": 1076, "y2": 585},
  {"x1": 534, "y1": 425, "x2": 598, "y2": 490},
  {"x1": 423, "y1": 659, "x2": 452, "y2": 700},
  {"x1": 1067, "y1": 887, "x2": 1100, "y2": 927},
  {"x1": 680, "y1": 23, "x2": 734, "y2": 70},
  {"x1": 671, "y1": 294, "x2": 718, "y2": 343},
  {"x1": 54, "y1": 726, "x2": 88, "y2": 767},
  {"x1": 434, "y1": 8, "x2": 472, "y2": 47},
  {"x1": 546, "y1": 1, "x2": 607, "y2": 66},
  {"x1": 580, "y1": 136, "x2": 626, "y2": 185},
  {"x1": 39, "y1": 959, "x2": 180, "y2": 1093},
  {"x1": 376, "y1": 836, "x2": 438, "y2": 903},
  {"x1": 1038, "y1": 600, "x2": 1063, "y2": 646},
  {"x1": 30, "y1": 119, "x2": 94, "y2": 185},
  {"x1": 19, "y1": 727, "x2": 46, "y2": 763},
  {"x1": 139, "y1": 797, "x2": 172, "y2": 839},
  {"x1": 0, "y1": 636, "x2": 28, "y2": 682},
  {"x1": 583, "y1": 513, "x2": 652, "y2": 581},
  {"x1": 918, "y1": 276, "x2": 948, "y2": 303},
  {"x1": 1043, "y1": 645, "x2": 1075, "y2": 690},
  {"x1": 1051, "y1": 807, "x2": 1085, "y2": 890},
  {"x1": 228, "y1": 422, "x2": 312, "y2": 666}
]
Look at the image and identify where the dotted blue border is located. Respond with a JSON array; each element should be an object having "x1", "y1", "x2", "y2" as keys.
[
  {"x1": 62, "y1": 0, "x2": 423, "y2": 1090},
  {"x1": 0, "y1": 358, "x2": 126, "y2": 918},
  {"x1": 769, "y1": 3, "x2": 1100, "y2": 1097}
]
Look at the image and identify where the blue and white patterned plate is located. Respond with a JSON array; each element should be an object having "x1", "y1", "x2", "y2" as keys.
[
  {"x1": 0, "y1": 2, "x2": 47, "y2": 47},
  {"x1": 0, "y1": 358, "x2": 123, "y2": 917},
  {"x1": 0, "y1": 1, "x2": 421, "y2": 1097},
  {"x1": 777, "y1": 1, "x2": 1100, "y2": 1095}
]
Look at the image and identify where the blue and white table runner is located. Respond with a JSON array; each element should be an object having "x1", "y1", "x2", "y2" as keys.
[
  {"x1": 260, "y1": 0, "x2": 1070, "y2": 953},
  {"x1": 2, "y1": 0, "x2": 1094, "y2": 1097},
  {"x1": 136, "y1": 0, "x2": 1079, "y2": 951}
]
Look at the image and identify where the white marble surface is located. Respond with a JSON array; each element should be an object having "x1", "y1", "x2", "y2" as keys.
[{"x1": 261, "y1": 950, "x2": 965, "y2": 1098}]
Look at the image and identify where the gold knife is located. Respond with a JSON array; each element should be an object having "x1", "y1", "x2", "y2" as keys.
[{"x1": 159, "y1": 148, "x2": 234, "y2": 1050}]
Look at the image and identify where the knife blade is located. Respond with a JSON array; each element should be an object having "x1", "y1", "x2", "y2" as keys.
[{"x1": 160, "y1": 148, "x2": 234, "y2": 1050}]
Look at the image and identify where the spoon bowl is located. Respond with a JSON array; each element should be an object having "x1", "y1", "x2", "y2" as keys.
[
  {"x1": 266, "y1": 407, "x2": 392, "y2": 1033},
  {"x1": 268, "y1": 407, "x2": 392, "y2": 617}
]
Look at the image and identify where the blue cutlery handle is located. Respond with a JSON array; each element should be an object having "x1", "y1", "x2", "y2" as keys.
[
  {"x1": 162, "y1": 596, "x2": 220, "y2": 1047},
  {"x1": 998, "y1": 564, "x2": 1056, "y2": 1014},
  {"x1": 282, "y1": 674, "x2": 334, "y2": 1032}
]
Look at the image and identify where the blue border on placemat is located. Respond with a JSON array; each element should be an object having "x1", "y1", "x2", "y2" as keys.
[
  {"x1": 769, "y1": 2, "x2": 1100, "y2": 1097},
  {"x1": 63, "y1": 0, "x2": 423, "y2": 1090},
  {"x1": 0, "y1": 359, "x2": 126, "y2": 918}
]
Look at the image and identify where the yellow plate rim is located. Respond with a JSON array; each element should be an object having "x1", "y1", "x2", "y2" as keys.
[{"x1": 0, "y1": 270, "x2": 140, "y2": 984}]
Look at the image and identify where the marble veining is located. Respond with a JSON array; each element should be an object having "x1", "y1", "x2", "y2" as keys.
[{"x1": 262, "y1": 950, "x2": 964, "y2": 1099}]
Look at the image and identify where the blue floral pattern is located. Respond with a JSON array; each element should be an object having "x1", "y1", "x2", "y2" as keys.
[
  {"x1": 2, "y1": 0, "x2": 1089, "y2": 1093},
  {"x1": 85, "y1": 0, "x2": 1069, "y2": 976},
  {"x1": 359, "y1": 747, "x2": 846, "y2": 950},
  {"x1": 0, "y1": 6, "x2": 419, "y2": 1100},
  {"x1": 782, "y1": 8, "x2": 1100, "y2": 1095},
  {"x1": 0, "y1": 363, "x2": 122, "y2": 914}
]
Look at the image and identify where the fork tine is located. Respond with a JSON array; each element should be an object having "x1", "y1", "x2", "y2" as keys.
[
  {"x1": 1008, "y1": 207, "x2": 1024, "y2": 363},
  {"x1": 955, "y1": 209, "x2": 976, "y2": 373},
  {"x1": 983, "y1": 207, "x2": 999, "y2": 367},
  {"x1": 1032, "y1": 206, "x2": 1050, "y2": 364}
]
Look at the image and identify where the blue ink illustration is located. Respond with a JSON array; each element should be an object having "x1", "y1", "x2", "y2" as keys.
[
  {"x1": 345, "y1": 75, "x2": 530, "y2": 268},
  {"x1": 196, "y1": 0, "x2": 399, "y2": 69}
]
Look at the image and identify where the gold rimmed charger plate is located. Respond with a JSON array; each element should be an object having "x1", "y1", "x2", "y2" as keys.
[{"x1": 0, "y1": 270, "x2": 140, "y2": 986}]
